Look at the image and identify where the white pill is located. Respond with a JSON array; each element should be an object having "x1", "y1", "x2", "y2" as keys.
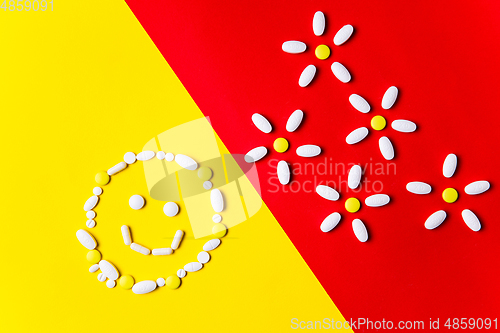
[
  {"x1": 365, "y1": 194, "x2": 390, "y2": 207},
  {"x1": 251, "y1": 113, "x2": 272, "y2": 133},
  {"x1": 137, "y1": 151, "x2": 155, "y2": 161},
  {"x1": 156, "y1": 151, "x2": 166, "y2": 160},
  {"x1": 464, "y1": 181, "x2": 490, "y2": 195},
  {"x1": 443, "y1": 154, "x2": 457, "y2": 178},
  {"x1": 245, "y1": 146, "x2": 268, "y2": 163},
  {"x1": 425, "y1": 210, "x2": 447, "y2": 230},
  {"x1": 320, "y1": 212, "x2": 341, "y2": 232},
  {"x1": 89, "y1": 264, "x2": 99, "y2": 273},
  {"x1": 107, "y1": 162, "x2": 127, "y2": 176},
  {"x1": 461, "y1": 209, "x2": 481, "y2": 232},
  {"x1": 106, "y1": 280, "x2": 116, "y2": 288},
  {"x1": 171, "y1": 230, "x2": 184, "y2": 250},
  {"x1": 86, "y1": 210, "x2": 96, "y2": 219},
  {"x1": 210, "y1": 189, "x2": 224, "y2": 212},
  {"x1": 163, "y1": 202, "x2": 179, "y2": 217},
  {"x1": 92, "y1": 187, "x2": 103, "y2": 196},
  {"x1": 203, "y1": 181, "x2": 213, "y2": 190},
  {"x1": 184, "y1": 262, "x2": 203, "y2": 272},
  {"x1": 334, "y1": 24, "x2": 354, "y2": 46},
  {"x1": 83, "y1": 195, "x2": 99, "y2": 211},
  {"x1": 86, "y1": 219, "x2": 96, "y2": 228},
  {"x1": 313, "y1": 11, "x2": 325, "y2": 36},
  {"x1": 391, "y1": 120, "x2": 417, "y2": 133},
  {"x1": 346, "y1": 127, "x2": 369, "y2": 145},
  {"x1": 76, "y1": 229, "x2": 97, "y2": 250},
  {"x1": 349, "y1": 94, "x2": 371, "y2": 113},
  {"x1": 348, "y1": 165, "x2": 362, "y2": 189},
  {"x1": 286, "y1": 110, "x2": 304, "y2": 132},
  {"x1": 352, "y1": 219, "x2": 368, "y2": 242},
  {"x1": 124, "y1": 152, "x2": 136, "y2": 164},
  {"x1": 152, "y1": 248, "x2": 173, "y2": 256},
  {"x1": 156, "y1": 278, "x2": 166, "y2": 287},
  {"x1": 97, "y1": 273, "x2": 106, "y2": 282},
  {"x1": 316, "y1": 185, "x2": 340, "y2": 201},
  {"x1": 277, "y1": 160, "x2": 290, "y2": 185},
  {"x1": 177, "y1": 269, "x2": 187, "y2": 278},
  {"x1": 203, "y1": 239, "x2": 221, "y2": 251},
  {"x1": 331, "y1": 62, "x2": 351, "y2": 83},
  {"x1": 132, "y1": 280, "x2": 157, "y2": 294},
  {"x1": 379, "y1": 136, "x2": 394, "y2": 160},
  {"x1": 406, "y1": 181, "x2": 432, "y2": 194},
  {"x1": 121, "y1": 225, "x2": 132, "y2": 245},
  {"x1": 296, "y1": 145, "x2": 321, "y2": 157},
  {"x1": 175, "y1": 154, "x2": 198, "y2": 170},
  {"x1": 212, "y1": 214, "x2": 222, "y2": 223},
  {"x1": 130, "y1": 243, "x2": 151, "y2": 255},
  {"x1": 99, "y1": 260, "x2": 119, "y2": 280},
  {"x1": 165, "y1": 152, "x2": 174, "y2": 161},
  {"x1": 129, "y1": 194, "x2": 145, "y2": 210},
  {"x1": 197, "y1": 251, "x2": 211, "y2": 264},
  {"x1": 299, "y1": 65, "x2": 316, "y2": 87},
  {"x1": 282, "y1": 41, "x2": 307, "y2": 54},
  {"x1": 381, "y1": 86, "x2": 398, "y2": 109}
]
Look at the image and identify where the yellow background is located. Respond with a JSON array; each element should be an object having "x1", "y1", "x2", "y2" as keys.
[{"x1": 0, "y1": 1, "x2": 351, "y2": 332}]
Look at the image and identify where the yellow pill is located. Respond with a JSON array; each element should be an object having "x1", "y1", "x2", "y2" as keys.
[
  {"x1": 212, "y1": 223, "x2": 227, "y2": 238},
  {"x1": 197, "y1": 166, "x2": 213, "y2": 181},
  {"x1": 166, "y1": 275, "x2": 181, "y2": 289},
  {"x1": 442, "y1": 188, "x2": 458, "y2": 203},
  {"x1": 273, "y1": 138, "x2": 289, "y2": 153},
  {"x1": 119, "y1": 275, "x2": 135, "y2": 289},
  {"x1": 315, "y1": 44, "x2": 330, "y2": 60},
  {"x1": 86, "y1": 250, "x2": 101, "y2": 264},
  {"x1": 345, "y1": 197, "x2": 361, "y2": 213},
  {"x1": 371, "y1": 115, "x2": 387, "y2": 131},
  {"x1": 95, "y1": 171, "x2": 110, "y2": 186}
]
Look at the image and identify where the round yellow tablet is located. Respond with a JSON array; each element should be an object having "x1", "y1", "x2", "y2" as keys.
[
  {"x1": 95, "y1": 171, "x2": 110, "y2": 186},
  {"x1": 273, "y1": 138, "x2": 289, "y2": 153},
  {"x1": 86, "y1": 249, "x2": 101, "y2": 264},
  {"x1": 166, "y1": 275, "x2": 181, "y2": 289},
  {"x1": 442, "y1": 188, "x2": 458, "y2": 203},
  {"x1": 315, "y1": 44, "x2": 330, "y2": 60},
  {"x1": 197, "y1": 166, "x2": 213, "y2": 181},
  {"x1": 212, "y1": 223, "x2": 227, "y2": 238},
  {"x1": 118, "y1": 275, "x2": 135, "y2": 289},
  {"x1": 371, "y1": 115, "x2": 387, "y2": 131},
  {"x1": 345, "y1": 197, "x2": 361, "y2": 213}
]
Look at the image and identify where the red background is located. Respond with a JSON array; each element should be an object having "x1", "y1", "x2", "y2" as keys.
[{"x1": 125, "y1": 0, "x2": 499, "y2": 329}]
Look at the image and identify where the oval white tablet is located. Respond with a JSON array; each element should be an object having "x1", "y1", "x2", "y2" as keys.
[
  {"x1": 130, "y1": 243, "x2": 151, "y2": 255},
  {"x1": 99, "y1": 260, "x2": 119, "y2": 280},
  {"x1": 175, "y1": 154, "x2": 198, "y2": 170},
  {"x1": 334, "y1": 24, "x2": 354, "y2": 45},
  {"x1": 163, "y1": 202, "x2": 179, "y2": 217},
  {"x1": 210, "y1": 189, "x2": 224, "y2": 212},
  {"x1": 152, "y1": 248, "x2": 173, "y2": 256},
  {"x1": 443, "y1": 154, "x2": 457, "y2": 178},
  {"x1": 365, "y1": 194, "x2": 390, "y2": 207},
  {"x1": 313, "y1": 11, "x2": 325, "y2": 36},
  {"x1": 379, "y1": 136, "x2": 394, "y2": 160},
  {"x1": 197, "y1": 251, "x2": 211, "y2": 264},
  {"x1": 349, "y1": 94, "x2": 371, "y2": 113},
  {"x1": 177, "y1": 269, "x2": 187, "y2": 278},
  {"x1": 331, "y1": 62, "x2": 351, "y2": 83},
  {"x1": 107, "y1": 162, "x2": 127, "y2": 176},
  {"x1": 203, "y1": 239, "x2": 221, "y2": 251},
  {"x1": 425, "y1": 210, "x2": 447, "y2": 230},
  {"x1": 348, "y1": 165, "x2": 362, "y2": 189},
  {"x1": 320, "y1": 212, "x2": 341, "y2": 232},
  {"x1": 171, "y1": 230, "x2": 184, "y2": 250},
  {"x1": 156, "y1": 278, "x2": 165, "y2": 287},
  {"x1": 346, "y1": 127, "x2": 369, "y2": 145},
  {"x1": 86, "y1": 219, "x2": 96, "y2": 228},
  {"x1": 251, "y1": 113, "x2": 272, "y2": 133},
  {"x1": 464, "y1": 180, "x2": 490, "y2": 195},
  {"x1": 165, "y1": 152, "x2": 174, "y2": 161},
  {"x1": 76, "y1": 229, "x2": 97, "y2": 250},
  {"x1": 352, "y1": 219, "x2": 368, "y2": 242},
  {"x1": 277, "y1": 160, "x2": 290, "y2": 185},
  {"x1": 93, "y1": 187, "x2": 103, "y2": 196},
  {"x1": 299, "y1": 64, "x2": 316, "y2": 87},
  {"x1": 203, "y1": 181, "x2": 213, "y2": 190},
  {"x1": 244, "y1": 146, "x2": 268, "y2": 163},
  {"x1": 106, "y1": 280, "x2": 116, "y2": 288},
  {"x1": 406, "y1": 182, "x2": 432, "y2": 194},
  {"x1": 132, "y1": 280, "x2": 157, "y2": 294},
  {"x1": 286, "y1": 110, "x2": 304, "y2": 132},
  {"x1": 156, "y1": 151, "x2": 166, "y2": 160},
  {"x1": 124, "y1": 152, "x2": 136, "y2": 164},
  {"x1": 86, "y1": 210, "x2": 96, "y2": 219},
  {"x1": 97, "y1": 273, "x2": 106, "y2": 282},
  {"x1": 282, "y1": 41, "x2": 307, "y2": 54},
  {"x1": 89, "y1": 264, "x2": 99, "y2": 273},
  {"x1": 316, "y1": 185, "x2": 340, "y2": 201},
  {"x1": 391, "y1": 119, "x2": 417, "y2": 133},
  {"x1": 381, "y1": 86, "x2": 398, "y2": 109},
  {"x1": 129, "y1": 194, "x2": 145, "y2": 210},
  {"x1": 184, "y1": 262, "x2": 203, "y2": 272},
  {"x1": 121, "y1": 225, "x2": 132, "y2": 245},
  {"x1": 461, "y1": 209, "x2": 481, "y2": 232},
  {"x1": 83, "y1": 195, "x2": 99, "y2": 211},
  {"x1": 212, "y1": 214, "x2": 222, "y2": 223},
  {"x1": 136, "y1": 151, "x2": 155, "y2": 161},
  {"x1": 296, "y1": 145, "x2": 321, "y2": 157}
]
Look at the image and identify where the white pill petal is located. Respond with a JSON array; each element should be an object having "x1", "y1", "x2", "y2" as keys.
[
  {"x1": 379, "y1": 136, "x2": 395, "y2": 160},
  {"x1": 136, "y1": 151, "x2": 155, "y2": 161},
  {"x1": 299, "y1": 65, "x2": 316, "y2": 87},
  {"x1": 97, "y1": 273, "x2": 107, "y2": 282},
  {"x1": 132, "y1": 280, "x2": 157, "y2": 294},
  {"x1": 365, "y1": 194, "x2": 390, "y2": 207},
  {"x1": 171, "y1": 230, "x2": 184, "y2": 250},
  {"x1": 212, "y1": 214, "x2": 222, "y2": 223},
  {"x1": 381, "y1": 86, "x2": 398, "y2": 109},
  {"x1": 320, "y1": 212, "x2": 341, "y2": 232},
  {"x1": 152, "y1": 248, "x2": 173, "y2": 256},
  {"x1": 76, "y1": 229, "x2": 97, "y2": 250},
  {"x1": 83, "y1": 195, "x2": 99, "y2": 211},
  {"x1": 123, "y1": 152, "x2": 136, "y2": 164},
  {"x1": 106, "y1": 280, "x2": 116, "y2": 288},
  {"x1": 348, "y1": 165, "x2": 362, "y2": 189},
  {"x1": 251, "y1": 113, "x2": 272, "y2": 133},
  {"x1": 286, "y1": 110, "x2": 304, "y2": 132},
  {"x1": 352, "y1": 219, "x2": 368, "y2": 242},
  {"x1": 461, "y1": 209, "x2": 481, "y2": 232},
  {"x1": 443, "y1": 154, "x2": 457, "y2": 178},
  {"x1": 156, "y1": 278, "x2": 166, "y2": 287},
  {"x1": 316, "y1": 185, "x2": 340, "y2": 201},
  {"x1": 210, "y1": 189, "x2": 224, "y2": 212},
  {"x1": 391, "y1": 120, "x2": 417, "y2": 133},
  {"x1": 86, "y1": 219, "x2": 96, "y2": 228},
  {"x1": 197, "y1": 251, "x2": 211, "y2": 264},
  {"x1": 92, "y1": 187, "x2": 103, "y2": 196},
  {"x1": 203, "y1": 239, "x2": 221, "y2": 251},
  {"x1": 277, "y1": 160, "x2": 290, "y2": 185},
  {"x1": 129, "y1": 195, "x2": 145, "y2": 210},
  {"x1": 121, "y1": 225, "x2": 132, "y2": 245},
  {"x1": 346, "y1": 127, "x2": 369, "y2": 145},
  {"x1": 89, "y1": 264, "x2": 99, "y2": 273},
  {"x1": 349, "y1": 94, "x2": 371, "y2": 113},
  {"x1": 184, "y1": 262, "x2": 203, "y2": 272},
  {"x1": 203, "y1": 181, "x2": 213, "y2": 190},
  {"x1": 165, "y1": 152, "x2": 174, "y2": 161},
  {"x1": 163, "y1": 202, "x2": 179, "y2": 217},
  {"x1": 107, "y1": 162, "x2": 127, "y2": 176},
  {"x1": 130, "y1": 243, "x2": 151, "y2": 255},
  {"x1": 425, "y1": 210, "x2": 447, "y2": 230},
  {"x1": 334, "y1": 24, "x2": 354, "y2": 46},
  {"x1": 177, "y1": 269, "x2": 187, "y2": 278},
  {"x1": 464, "y1": 181, "x2": 490, "y2": 195},
  {"x1": 99, "y1": 260, "x2": 119, "y2": 280},
  {"x1": 282, "y1": 41, "x2": 307, "y2": 54},
  {"x1": 296, "y1": 145, "x2": 321, "y2": 157},
  {"x1": 331, "y1": 62, "x2": 351, "y2": 83},
  {"x1": 313, "y1": 11, "x2": 325, "y2": 36},
  {"x1": 175, "y1": 154, "x2": 198, "y2": 170},
  {"x1": 245, "y1": 146, "x2": 268, "y2": 163},
  {"x1": 86, "y1": 210, "x2": 96, "y2": 219},
  {"x1": 406, "y1": 182, "x2": 432, "y2": 194},
  {"x1": 156, "y1": 151, "x2": 166, "y2": 160}
]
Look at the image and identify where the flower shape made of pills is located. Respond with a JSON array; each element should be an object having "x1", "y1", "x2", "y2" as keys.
[
  {"x1": 282, "y1": 11, "x2": 355, "y2": 87},
  {"x1": 406, "y1": 153, "x2": 491, "y2": 231}
]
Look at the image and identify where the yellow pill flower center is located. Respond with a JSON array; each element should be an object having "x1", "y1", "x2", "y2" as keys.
[
  {"x1": 273, "y1": 137, "x2": 289, "y2": 153},
  {"x1": 345, "y1": 197, "x2": 361, "y2": 213},
  {"x1": 442, "y1": 188, "x2": 458, "y2": 203},
  {"x1": 315, "y1": 44, "x2": 330, "y2": 60},
  {"x1": 371, "y1": 115, "x2": 387, "y2": 131}
]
